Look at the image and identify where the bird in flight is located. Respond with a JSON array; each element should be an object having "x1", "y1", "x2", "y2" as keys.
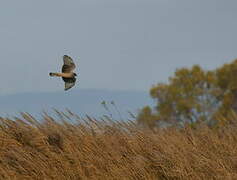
[{"x1": 49, "y1": 55, "x2": 77, "y2": 91}]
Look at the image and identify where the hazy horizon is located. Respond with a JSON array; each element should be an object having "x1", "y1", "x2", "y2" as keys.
[{"x1": 0, "y1": 88, "x2": 153, "y2": 118}]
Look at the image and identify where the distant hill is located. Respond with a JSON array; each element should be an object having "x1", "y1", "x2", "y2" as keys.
[{"x1": 0, "y1": 89, "x2": 153, "y2": 120}]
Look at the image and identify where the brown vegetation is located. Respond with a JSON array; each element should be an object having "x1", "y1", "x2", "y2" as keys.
[{"x1": 0, "y1": 112, "x2": 236, "y2": 179}]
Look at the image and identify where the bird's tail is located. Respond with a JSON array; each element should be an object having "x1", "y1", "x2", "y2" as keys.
[
  {"x1": 49, "y1": 72, "x2": 58, "y2": 77},
  {"x1": 49, "y1": 72, "x2": 71, "y2": 77}
]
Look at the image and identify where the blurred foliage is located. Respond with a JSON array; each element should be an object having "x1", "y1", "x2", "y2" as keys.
[
  {"x1": 137, "y1": 106, "x2": 158, "y2": 130},
  {"x1": 138, "y1": 59, "x2": 237, "y2": 128}
]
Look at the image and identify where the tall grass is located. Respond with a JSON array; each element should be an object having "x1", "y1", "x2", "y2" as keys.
[{"x1": 0, "y1": 111, "x2": 236, "y2": 179}]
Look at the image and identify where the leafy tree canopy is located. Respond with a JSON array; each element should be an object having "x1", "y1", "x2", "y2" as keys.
[{"x1": 138, "y1": 60, "x2": 237, "y2": 128}]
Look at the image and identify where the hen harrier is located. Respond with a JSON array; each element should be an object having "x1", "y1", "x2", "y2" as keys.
[{"x1": 49, "y1": 55, "x2": 77, "y2": 91}]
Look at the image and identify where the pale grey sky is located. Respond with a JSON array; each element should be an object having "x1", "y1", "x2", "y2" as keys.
[{"x1": 1, "y1": 0, "x2": 237, "y2": 94}]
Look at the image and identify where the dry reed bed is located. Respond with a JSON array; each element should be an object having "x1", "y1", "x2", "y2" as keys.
[{"x1": 0, "y1": 112, "x2": 236, "y2": 179}]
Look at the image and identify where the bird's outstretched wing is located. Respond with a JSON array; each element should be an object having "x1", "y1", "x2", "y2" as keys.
[
  {"x1": 62, "y1": 55, "x2": 76, "y2": 73},
  {"x1": 62, "y1": 77, "x2": 76, "y2": 91}
]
